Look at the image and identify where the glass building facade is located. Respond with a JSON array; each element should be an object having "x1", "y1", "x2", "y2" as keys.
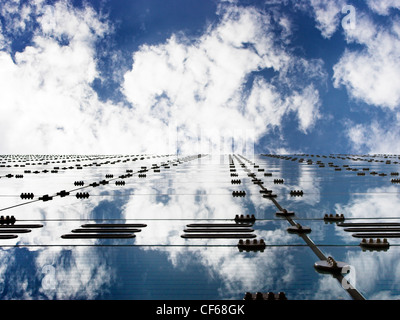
[{"x1": 0, "y1": 153, "x2": 399, "y2": 300}]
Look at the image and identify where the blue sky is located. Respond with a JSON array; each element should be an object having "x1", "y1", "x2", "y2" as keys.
[{"x1": 0, "y1": 0, "x2": 399, "y2": 155}]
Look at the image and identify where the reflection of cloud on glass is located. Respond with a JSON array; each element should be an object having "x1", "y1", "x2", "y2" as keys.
[
  {"x1": 248, "y1": 160, "x2": 322, "y2": 218},
  {"x1": 122, "y1": 183, "x2": 245, "y2": 248},
  {"x1": 36, "y1": 247, "x2": 114, "y2": 299},
  {"x1": 118, "y1": 164, "x2": 298, "y2": 297},
  {"x1": 91, "y1": 199, "x2": 126, "y2": 220},
  {"x1": 14, "y1": 195, "x2": 129, "y2": 246},
  {"x1": 334, "y1": 186, "x2": 400, "y2": 218},
  {"x1": 344, "y1": 249, "x2": 400, "y2": 300},
  {"x1": 212, "y1": 247, "x2": 296, "y2": 299},
  {"x1": 119, "y1": 162, "x2": 327, "y2": 299},
  {"x1": 312, "y1": 275, "x2": 351, "y2": 300},
  {"x1": 0, "y1": 248, "x2": 16, "y2": 297},
  {"x1": 283, "y1": 164, "x2": 321, "y2": 206},
  {"x1": 327, "y1": 187, "x2": 400, "y2": 299},
  {"x1": 148, "y1": 245, "x2": 299, "y2": 299},
  {"x1": 0, "y1": 167, "x2": 132, "y2": 299},
  {"x1": 0, "y1": 246, "x2": 115, "y2": 299}
]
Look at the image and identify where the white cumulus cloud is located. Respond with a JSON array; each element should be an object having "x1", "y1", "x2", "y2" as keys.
[
  {"x1": 332, "y1": 12, "x2": 400, "y2": 154},
  {"x1": 367, "y1": 0, "x2": 400, "y2": 15},
  {"x1": 0, "y1": 1, "x2": 323, "y2": 154},
  {"x1": 295, "y1": 0, "x2": 347, "y2": 38},
  {"x1": 346, "y1": 119, "x2": 400, "y2": 154},
  {"x1": 123, "y1": 4, "x2": 323, "y2": 153},
  {"x1": 333, "y1": 14, "x2": 400, "y2": 110}
]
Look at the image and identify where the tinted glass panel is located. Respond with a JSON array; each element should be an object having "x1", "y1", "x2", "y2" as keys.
[{"x1": 1, "y1": 154, "x2": 399, "y2": 300}]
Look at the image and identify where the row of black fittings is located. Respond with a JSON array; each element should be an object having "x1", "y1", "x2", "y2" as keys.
[
  {"x1": 0, "y1": 215, "x2": 16, "y2": 224},
  {"x1": 232, "y1": 191, "x2": 246, "y2": 197},
  {"x1": 235, "y1": 214, "x2": 255, "y2": 222},
  {"x1": 243, "y1": 291, "x2": 287, "y2": 300},
  {"x1": 20, "y1": 192, "x2": 34, "y2": 199},
  {"x1": 290, "y1": 190, "x2": 303, "y2": 196},
  {"x1": 238, "y1": 239, "x2": 266, "y2": 251},
  {"x1": 76, "y1": 192, "x2": 90, "y2": 199},
  {"x1": 323, "y1": 213, "x2": 345, "y2": 221},
  {"x1": 360, "y1": 238, "x2": 390, "y2": 251}
]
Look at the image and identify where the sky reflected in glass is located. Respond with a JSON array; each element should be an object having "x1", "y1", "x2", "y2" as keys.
[{"x1": 0, "y1": 153, "x2": 399, "y2": 300}]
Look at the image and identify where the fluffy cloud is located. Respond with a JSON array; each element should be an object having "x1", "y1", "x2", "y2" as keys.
[
  {"x1": 367, "y1": 0, "x2": 400, "y2": 15},
  {"x1": 0, "y1": 1, "x2": 175, "y2": 155},
  {"x1": 295, "y1": 0, "x2": 347, "y2": 38},
  {"x1": 123, "y1": 4, "x2": 323, "y2": 154},
  {"x1": 0, "y1": 0, "x2": 117, "y2": 153},
  {"x1": 0, "y1": 0, "x2": 34, "y2": 37},
  {"x1": 332, "y1": 11, "x2": 400, "y2": 153},
  {"x1": 0, "y1": 24, "x2": 6, "y2": 50},
  {"x1": 346, "y1": 118, "x2": 400, "y2": 154},
  {"x1": 333, "y1": 14, "x2": 400, "y2": 110},
  {"x1": 245, "y1": 78, "x2": 320, "y2": 134},
  {"x1": 298, "y1": 1, "x2": 400, "y2": 112},
  {"x1": 0, "y1": 1, "x2": 323, "y2": 154},
  {"x1": 309, "y1": 0, "x2": 348, "y2": 38},
  {"x1": 332, "y1": 184, "x2": 400, "y2": 299},
  {"x1": 335, "y1": 185, "x2": 400, "y2": 219}
]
